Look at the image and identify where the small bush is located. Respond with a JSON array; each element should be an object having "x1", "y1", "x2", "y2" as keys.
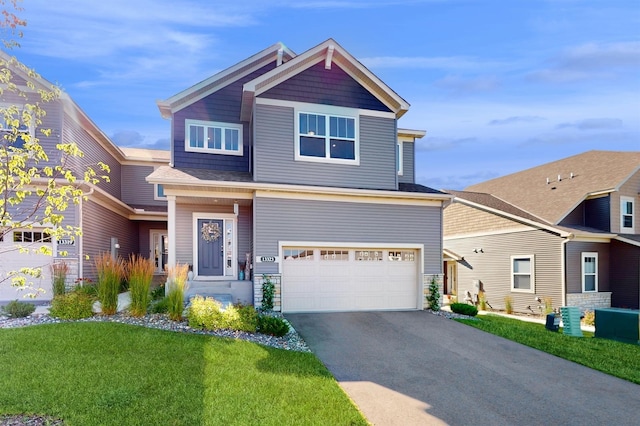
[
  {"x1": 74, "y1": 282, "x2": 98, "y2": 299},
  {"x1": 51, "y1": 262, "x2": 69, "y2": 296},
  {"x1": 95, "y1": 253, "x2": 125, "y2": 315},
  {"x1": 166, "y1": 264, "x2": 188, "y2": 321},
  {"x1": 49, "y1": 292, "x2": 94, "y2": 320},
  {"x1": 450, "y1": 302, "x2": 478, "y2": 317},
  {"x1": 151, "y1": 284, "x2": 165, "y2": 301},
  {"x1": 257, "y1": 315, "x2": 290, "y2": 337},
  {"x1": 225, "y1": 304, "x2": 258, "y2": 333},
  {"x1": 426, "y1": 276, "x2": 440, "y2": 311},
  {"x1": 582, "y1": 310, "x2": 595, "y2": 326},
  {"x1": 150, "y1": 297, "x2": 169, "y2": 314},
  {"x1": 543, "y1": 296, "x2": 553, "y2": 315},
  {"x1": 127, "y1": 255, "x2": 154, "y2": 317},
  {"x1": 1, "y1": 300, "x2": 36, "y2": 318},
  {"x1": 186, "y1": 296, "x2": 258, "y2": 332},
  {"x1": 261, "y1": 274, "x2": 275, "y2": 311},
  {"x1": 504, "y1": 295, "x2": 513, "y2": 314}
]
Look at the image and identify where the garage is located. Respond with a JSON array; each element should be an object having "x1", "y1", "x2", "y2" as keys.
[
  {"x1": 281, "y1": 246, "x2": 420, "y2": 312},
  {"x1": 0, "y1": 229, "x2": 53, "y2": 302}
]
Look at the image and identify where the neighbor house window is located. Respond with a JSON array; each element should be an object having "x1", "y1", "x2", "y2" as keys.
[
  {"x1": 297, "y1": 111, "x2": 358, "y2": 164},
  {"x1": 511, "y1": 255, "x2": 534, "y2": 292},
  {"x1": 1, "y1": 107, "x2": 32, "y2": 149},
  {"x1": 155, "y1": 184, "x2": 166, "y2": 200},
  {"x1": 396, "y1": 141, "x2": 403, "y2": 176},
  {"x1": 620, "y1": 196, "x2": 634, "y2": 233},
  {"x1": 582, "y1": 252, "x2": 598, "y2": 292},
  {"x1": 185, "y1": 120, "x2": 242, "y2": 156}
]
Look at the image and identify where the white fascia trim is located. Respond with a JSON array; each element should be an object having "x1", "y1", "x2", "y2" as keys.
[
  {"x1": 444, "y1": 226, "x2": 547, "y2": 240},
  {"x1": 255, "y1": 189, "x2": 443, "y2": 207},
  {"x1": 443, "y1": 248, "x2": 464, "y2": 261},
  {"x1": 397, "y1": 128, "x2": 426, "y2": 139},
  {"x1": 571, "y1": 235, "x2": 615, "y2": 243},
  {"x1": 162, "y1": 189, "x2": 253, "y2": 199},
  {"x1": 454, "y1": 197, "x2": 571, "y2": 237},
  {"x1": 615, "y1": 235, "x2": 640, "y2": 247},
  {"x1": 255, "y1": 97, "x2": 396, "y2": 119},
  {"x1": 614, "y1": 164, "x2": 640, "y2": 191}
]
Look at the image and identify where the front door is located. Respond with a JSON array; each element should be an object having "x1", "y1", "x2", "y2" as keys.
[{"x1": 197, "y1": 219, "x2": 224, "y2": 276}]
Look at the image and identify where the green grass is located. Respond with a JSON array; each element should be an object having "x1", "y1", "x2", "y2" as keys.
[
  {"x1": 457, "y1": 314, "x2": 640, "y2": 384},
  {"x1": 0, "y1": 323, "x2": 367, "y2": 425}
]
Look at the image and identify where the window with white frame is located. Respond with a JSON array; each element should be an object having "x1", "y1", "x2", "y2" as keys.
[
  {"x1": 396, "y1": 141, "x2": 403, "y2": 176},
  {"x1": 155, "y1": 184, "x2": 166, "y2": 200},
  {"x1": 511, "y1": 255, "x2": 534, "y2": 292},
  {"x1": 185, "y1": 120, "x2": 242, "y2": 155},
  {"x1": 620, "y1": 196, "x2": 635, "y2": 233},
  {"x1": 1, "y1": 104, "x2": 33, "y2": 149},
  {"x1": 297, "y1": 111, "x2": 358, "y2": 163},
  {"x1": 582, "y1": 252, "x2": 598, "y2": 292}
]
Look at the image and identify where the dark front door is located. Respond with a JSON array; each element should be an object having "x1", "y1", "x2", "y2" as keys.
[{"x1": 198, "y1": 219, "x2": 224, "y2": 276}]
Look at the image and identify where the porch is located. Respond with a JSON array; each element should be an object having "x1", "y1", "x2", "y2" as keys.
[{"x1": 184, "y1": 278, "x2": 253, "y2": 306}]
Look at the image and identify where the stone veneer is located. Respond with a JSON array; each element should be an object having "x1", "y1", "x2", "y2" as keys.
[
  {"x1": 566, "y1": 292, "x2": 612, "y2": 312},
  {"x1": 253, "y1": 274, "x2": 282, "y2": 312},
  {"x1": 423, "y1": 273, "x2": 444, "y2": 309},
  {"x1": 53, "y1": 258, "x2": 79, "y2": 292}
]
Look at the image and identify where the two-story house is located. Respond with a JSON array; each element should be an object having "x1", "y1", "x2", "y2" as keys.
[
  {"x1": 148, "y1": 39, "x2": 451, "y2": 313},
  {"x1": 0, "y1": 52, "x2": 168, "y2": 302},
  {"x1": 443, "y1": 150, "x2": 640, "y2": 313}
]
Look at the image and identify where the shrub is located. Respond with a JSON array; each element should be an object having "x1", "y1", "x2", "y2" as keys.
[
  {"x1": 127, "y1": 255, "x2": 154, "y2": 317},
  {"x1": 51, "y1": 262, "x2": 69, "y2": 296},
  {"x1": 49, "y1": 292, "x2": 94, "y2": 320},
  {"x1": 74, "y1": 281, "x2": 98, "y2": 299},
  {"x1": 426, "y1": 276, "x2": 440, "y2": 311},
  {"x1": 186, "y1": 297, "x2": 258, "y2": 332},
  {"x1": 582, "y1": 310, "x2": 595, "y2": 326},
  {"x1": 95, "y1": 253, "x2": 125, "y2": 315},
  {"x1": 478, "y1": 292, "x2": 487, "y2": 311},
  {"x1": 151, "y1": 283, "x2": 165, "y2": 301},
  {"x1": 166, "y1": 263, "x2": 188, "y2": 321},
  {"x1": 450, "y1": 302, "x2": 478, "y2": 317},
  {"x1": 1, "y1": 300, "x2": 36, "y2": 318},
  {"x1": 261, "y1": 274, "x2": 275, "y2": 311},
  {"x1": 257, "y1": 315, "x2": 290, "y2": 337},
  {"x1": 150, "y1": 297, "x2": 170, "y2": 314},
  {"x1": 504, "y1": 295, "x2": 513, "y2": 314},
  {"x1": 543, "y1": 296, "x2": 553, "y2": 315}
]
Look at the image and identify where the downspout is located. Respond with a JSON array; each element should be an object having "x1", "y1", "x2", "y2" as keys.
[
  {"x1": 560, "y1": 234, "x2": 574, "y2": 307},
  {"x1": 78, "y1": 187, "x2": 94, "y2": 281}
]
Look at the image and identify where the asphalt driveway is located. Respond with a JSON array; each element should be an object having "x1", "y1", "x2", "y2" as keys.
[{"x1": 286, "y1": 311, "x2": 639, "y2": 426}]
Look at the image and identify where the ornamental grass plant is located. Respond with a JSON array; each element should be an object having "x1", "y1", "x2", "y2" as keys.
[
  {"x1": 166, "y1": 263, "x2": 188, "y2": 321},
  {"x1": 126, "y1": 255, "x2": 154, "y2": 317},
  {"x1": 95, "y1": 253, "x2": 125, "y2": 315},
  {"x1": 51, "y1": 262, "x2": 69, "y2": 296}
]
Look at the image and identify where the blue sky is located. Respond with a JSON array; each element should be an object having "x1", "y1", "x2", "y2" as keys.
[{"x1": 11, "y1": 0, "x2": 640, "y2": 189}]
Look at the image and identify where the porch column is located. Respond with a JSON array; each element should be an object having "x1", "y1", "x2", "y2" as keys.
[{"x1": 167, "y1": 195, "x2": 176, "y2": 267}]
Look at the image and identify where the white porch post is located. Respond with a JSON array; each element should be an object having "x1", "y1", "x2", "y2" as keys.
[{"x1": 167, "y1": 195, "x2": 177, "y2": 267}]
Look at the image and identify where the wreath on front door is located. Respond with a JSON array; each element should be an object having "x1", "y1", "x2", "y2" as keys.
[{"x1": 201, "y1": 221, "x2": 221, "y2": 242}]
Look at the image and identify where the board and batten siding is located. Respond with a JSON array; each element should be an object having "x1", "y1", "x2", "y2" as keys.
[
  {"x1": 121, "y1": 165, "x2": 166, "y2": 207},
  {"x1": 445, "y1": 229, "x2": 564, "y2": 313},
  {"x1": 444, "y1": 202, "x2": 526, "y2": 236},
  {"x1": 174, "y1": 203, "x2": 252, "y2": 268},
  {"x1": 253, "y1": 197, "x2": 443, "y2": 275},
  {"x1": 611, "y1": 170, "x2": 640, "y2": 233},
  {"x1": 565, "y1": 241, "x2": 610, "y2": 294},
  {"x1": 398, "y1": 141, "x2": 415, "y2": 184},
  {"x1": 172, "y1": 63, "x2": 277, "y2": 172},
  {"x1": 253, "y1": 104, "x2": 397, "y2": 190},
  {"x1": 63, "y1": 112, "x2": 122, "y2": 199},
  {"x1": 610, "y1": 239, "x2": 639, "y2": 309},
  {"x1": 81, "y1": 200, "x2": 138, "y2": 280}
]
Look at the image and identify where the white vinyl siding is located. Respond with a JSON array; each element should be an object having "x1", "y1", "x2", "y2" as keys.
[
  {"x1": 185, "y1": 119, "x2": 243, "y2": 156},
  {"x1": 582, "y1": 252, "x2": 598, "y2": 292},
  {"x1": 511, "y1": 255, "x2": 534, "y2": 293}
]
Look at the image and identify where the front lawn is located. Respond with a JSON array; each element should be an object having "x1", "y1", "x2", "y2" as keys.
[
  {"x1": 457, "y1": 314, "x2": 640, "y2": 385},
  {"x1": 0, "y1": 322, "x2": 367, "y2": 425}
]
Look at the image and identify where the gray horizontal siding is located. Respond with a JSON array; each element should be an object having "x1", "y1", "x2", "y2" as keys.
[
  {"x1": 253, "y1": 104, "x2": 397, "y2": 190},
  {"x1": 444, "y1": 229, "x2": 563, "y2": 313},
  {"x1": 121, "y1": 165, "x2": 166, "y2": 207},
  {"x1": 398, "y1": 141, "x2": 415, "y2": 184},
  {"x1": 172, "y1": 63, "x2": 276, "y2": 171},
  {"x1": 254, "y1": 197, "x2": 443, "y2": 275},
  {"x1": 261, "y1": 62, "x2": 391, "y2": 112},
  {"x1": 610, "y1": 240, "x2": 639, "y2": 309},
  {"x1": 565, "y1": 241, "x2": 610, "y2": 293}
]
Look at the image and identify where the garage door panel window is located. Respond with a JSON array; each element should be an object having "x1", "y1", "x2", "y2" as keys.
[
  {"x1": 13, "y1": 231, "x2": 51, "y2": 243},
  {"x1": 511, "y1": 255, "x2": 534, "y2": 293},
  {"x1": 356, "y1": 250, "x2": 383, "y2": 261},
  {"x1": 321, "y1": 250, "x2": 349, "y2": 261},
  {"x1": 389, "y1": 251, "x2": 415, "y2": 262},
  {"x1": 284, "y1": 249, "x2": 314, "y2": 261}
]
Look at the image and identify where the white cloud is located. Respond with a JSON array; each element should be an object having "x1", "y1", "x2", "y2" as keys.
[
  {"x1": 556, "y1": 118, "x2": 624, "y2": 130},
  {"x1": 489, "y1": 116, "x2": 546, "y2": 126},
  {"x1": 361, "y1": 55, "x2": 504, "y2": 71}
]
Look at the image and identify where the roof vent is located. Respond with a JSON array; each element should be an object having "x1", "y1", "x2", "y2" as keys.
[
  {"x1": 570, "y1": 172, "x2": 574, "y2": 179},
  {"x1": 558, "y1": 174, "x2": 562, "y2": 182},
  {"x1": 546, "y1": 177, "x2": 550, "y2": 184}
]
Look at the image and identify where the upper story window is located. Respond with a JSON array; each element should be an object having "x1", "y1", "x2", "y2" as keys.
[
  {"x1": 296, "y1": 110, "x2": 359, "y2": 165},
  {"x1": 620, "y1": 196, "x2": 635, "y2": 233},
  {"x1": 1, "y1": 105, "x2": 33, "y2": 149},
  {"x1": 185, "y1": 120, "x2": 243, "y2": 156},
  {"x1": 511, "y1": 255, "x2": 534, "y2": 293},
  {"x1": 396, "y1": 141, "x2": 403, "y2": 176},
  {"x1": 581, "y1": 252, "x2": 598, "y2": 292}
]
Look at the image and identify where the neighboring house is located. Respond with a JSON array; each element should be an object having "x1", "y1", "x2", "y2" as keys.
[
  {"x1": 0, "y1": 52, "x2": 169, "y2": 302},
  {"x1": 148, "y1": 39, "x2": 451, "y2": 312},
  {"x1": 443, "y1": 150, "x2": 640, "y2": 313}
]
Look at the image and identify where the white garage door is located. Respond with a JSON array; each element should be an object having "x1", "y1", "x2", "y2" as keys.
[
  {"x1": 282, "y1": 247, "x2": 419, "y2": 312},
  {"x1": 0, "y1": 229, "x2": 53, "y2": 301}
]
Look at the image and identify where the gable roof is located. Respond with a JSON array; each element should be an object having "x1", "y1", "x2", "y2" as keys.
[
  {"x1": 240, "y1": 38, "x2": 410, "y2": 121},
  {"x1": 157, "y1": 42, "x2": 296, "y2": 118},
  {"x1": 465, "y1": 150, "x2": 640, "y2": 224}
]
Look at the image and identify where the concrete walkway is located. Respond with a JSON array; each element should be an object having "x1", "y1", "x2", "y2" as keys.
[{"x1": 286, "y1": 311, "x2": 639, "y2": 426}]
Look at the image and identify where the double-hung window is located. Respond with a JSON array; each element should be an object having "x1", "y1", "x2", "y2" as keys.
[
  {"x1": 185, "y1": 120, "x2": 242, "y2": 156},
  {"x1": 511, "y1": 255, "x2": 534, "y2": 292},
  {"x1": 581, "y1": 252, "x2": 598, "y2": 292},
  {"x1": 297, "y1": 111, "x2": 358, "y2": 164},
  {"x1": 1, "y1": 104, "x2": 32, "y2": 149},
  {"x1": 620, "y1": 196, "x2": 635, "y2": 233}
]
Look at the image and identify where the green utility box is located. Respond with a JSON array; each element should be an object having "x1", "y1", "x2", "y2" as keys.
[{"x1": 594, "y1": 308, "x2": 640, "y2": 345}]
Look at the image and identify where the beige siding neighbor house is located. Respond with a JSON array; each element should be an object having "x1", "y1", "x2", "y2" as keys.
[{"x1": 444, "y1": 150, "x2": 640, "y2": 313}]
